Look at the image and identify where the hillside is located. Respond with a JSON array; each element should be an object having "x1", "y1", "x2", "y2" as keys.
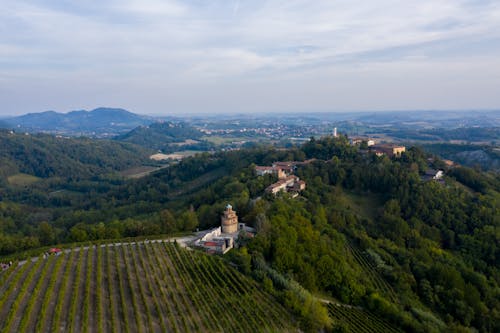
[
  {"x1": 0, "y1": 130, "x2": 152, "y2": 181},
  {"x1": 0, "y1": 136, "x2": 499, "y2": 332},
  {"x1": 0, "y1": 241, "x2": 295, "y2": 332},
  {"x1": 422, "y1": 143, "x2": 500, "y2": 171},
  {"x1": 115, "y1": 121, "x2": 207, "y2": 152},
  {"x1": 3, "y1": 108, "x2": 152, "y2": 137}
]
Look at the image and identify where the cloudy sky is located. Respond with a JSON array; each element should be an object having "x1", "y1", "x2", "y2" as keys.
[{"x1": 1, "y1": 0, "x2": 500, "y2": 115}]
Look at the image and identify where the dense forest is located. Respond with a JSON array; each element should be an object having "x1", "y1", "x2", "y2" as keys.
[
  {"x1": 115, "y1": 121, "x2": 210, "y2": 152},
  {"x1": 1, "y1": 133, "x2": 499, "y2": 332},
  {"x1": 0, "y1": 130, "x2": 152, "y2": 180}
]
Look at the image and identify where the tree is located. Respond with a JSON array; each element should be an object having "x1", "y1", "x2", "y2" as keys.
[
  {"x1": 179, "y1": 210, "x2": 198, "y2": 231},
  {"x1": 38, "y1": 221, "x2": 56, "y2": 245},
  {"x1": 160, "y1": 209, "x2": 177, "y2": 234}
]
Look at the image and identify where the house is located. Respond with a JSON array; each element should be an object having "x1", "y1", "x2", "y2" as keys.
[
  {"x1": 272, "y1": 162, "x2": 296, "y2": 174},
  {"x1": 350, "y1": 137, "x2": 375, "y2": 146},
  {"x1": 195, "y1": 226, "x2": 234, "y2": 254},
  {"x1": 255, "y1": 166, "x2": 287, "y2": 179},
  {"x1": 194, "y1": 204, "x2": 256, "y2": 254},
  {"x1": 265, "y1": 175, "x2": 306, "y2": 195},
  {"x1": 371, "y1": 144, "x2": 406, "y2": 157},
  {"x1": 422, "y1": 169, "x2": 444, "y2": 181}
]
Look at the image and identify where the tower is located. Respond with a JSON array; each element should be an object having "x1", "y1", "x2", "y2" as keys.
[
  {"x1": 333, "y1": 127, "x2": 337, "y2": 137},
  {"x1": 221, "y1": 204, "x2": 238, "y2": 234}
]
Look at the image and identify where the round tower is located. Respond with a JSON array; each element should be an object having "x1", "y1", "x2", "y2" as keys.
[{"x1": 221, "y1": 204, "x2": 238, "y2": 234}]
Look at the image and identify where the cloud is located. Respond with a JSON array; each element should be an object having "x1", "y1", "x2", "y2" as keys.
[{"x1": 1, "y1": 0, "x2": 500, "y2": 114}]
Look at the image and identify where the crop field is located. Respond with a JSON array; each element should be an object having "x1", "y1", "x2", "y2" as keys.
[
  {"x1": 0, "y1": 242, "x2": 295, "y2": 333},
  {"x1": 346, "y1": 243, "x2": 398, "y2": 303},
  {"x1": 328, "y1": 303, "x2": 403, "y2": 333}
]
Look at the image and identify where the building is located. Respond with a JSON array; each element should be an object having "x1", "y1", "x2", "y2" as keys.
[
  {"x1": 255, "y1": 166, "x2": 286, "y2": 179},
  {"x1": 195, "y1": 227, "x2": 234, "y2": 254},
  {"x1": 371, "y1": 144, "x2": 406, "y2": 157},
  {"x1": 265, "y1": 175, "x2": 306, "y2": 195},
  {"x1": 350, "y1": 137, "x2": 375, "y2": 146},
  {"x1": 221, "y1": 204, "x2": 238, "y2": 234},
  {"x1": 272, "y1": 162, "x2": 296, "y2": 174},
  {"x1": 422, "y1": 169, "x2": 444, "y2": 182},
  {"x1": 194, "y1": 205, "x2": 256, "y2": 254}
]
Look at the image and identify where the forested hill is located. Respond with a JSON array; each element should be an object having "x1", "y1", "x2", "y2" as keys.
[
  {"x1": 0, "y1": 130, "x2": 152, "y2": 180},
  {"x1": 115, "y1": 121, "x2": 204, "y2": 150},
  {"x1": 1, "y1": 135, "x2": 499, "y2": 332}
]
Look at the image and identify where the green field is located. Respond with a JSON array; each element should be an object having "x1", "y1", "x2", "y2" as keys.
[
  {"x1": 0, "y1": 242, "x2": 295, "y2": 333},
  {"x1": 7, "y1": 173, "x2": 41, "y2": 186}
]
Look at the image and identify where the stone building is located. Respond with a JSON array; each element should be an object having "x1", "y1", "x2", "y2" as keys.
[
  {"x1": 371, "y1": 144, "x2": 406, "y2": 157},
  {"x1": 221, "y1": 204, "x2": 238, "y2": 234}
]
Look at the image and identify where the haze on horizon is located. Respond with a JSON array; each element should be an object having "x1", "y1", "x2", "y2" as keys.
[{"x1": 1, "y1": 0, "x2": 500, "y2": 116}]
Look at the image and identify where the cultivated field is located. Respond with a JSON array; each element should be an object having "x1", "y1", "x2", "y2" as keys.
[
  {"x1": 328, "y1": 303, "x2": 403, "y2": 333},
  {"x1": 0, "y1": 242, "x2": 295, "y2": 333}
]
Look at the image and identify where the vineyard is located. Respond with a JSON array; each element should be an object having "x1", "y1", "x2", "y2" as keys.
[
  {"x1": 346, "y1": 243, "x2": 398, "y2": 303},
  {"x1": 328, "y1": 303, "x2": 403, "y2": 333},
  {"x1": 0, "y1": 241, "x2": 296, "y2": 333}
]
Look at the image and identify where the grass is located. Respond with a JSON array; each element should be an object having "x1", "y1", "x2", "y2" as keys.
[
  {"x1": 119, "y1": 165, "x2": 166, "y2": 179},
  {"x1": 7, "y1": 173, "x2": 41, "y2": 186},
  {"x1": 342, "y1": 191, "x2": 384, "y2": 221},
  {"x1": 201, "y1": 135, "x2": 252, "y2": 145}
]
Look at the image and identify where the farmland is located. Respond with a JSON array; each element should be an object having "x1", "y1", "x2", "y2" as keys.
[
  {"x1": 0, "y1": 242, "x2": 296, "y2": 333},
  {"x1": 328, "y1": 303, "x2": 403, "y2": 333}
]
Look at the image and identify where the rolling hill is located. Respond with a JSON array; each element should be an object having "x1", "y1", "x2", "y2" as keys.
[
  {"x1": 0, "y1": 130, "x2": 152, "y2": 180},
  {"x1": 115, "y1": 121, "x2": 204, "y2": 151}
]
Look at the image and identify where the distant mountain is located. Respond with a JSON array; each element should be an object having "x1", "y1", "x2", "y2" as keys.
[{"x1": 3, "y1": 107, "x2": 153, "y2": 137}]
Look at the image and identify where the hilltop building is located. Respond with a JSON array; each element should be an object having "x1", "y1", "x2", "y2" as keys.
[
  {"x1": 221, "y1": 204, "x2": 239, "y2": 234},
  {"x1": 255, "y1": 160, "x2": 310, "y2": 197},
  {"x1": 265, "y1": 175, "x2": 306, "y2": 196},
  {"x1": 195, "y1": 204, "x2": 255, "y2": 254},
  {"x1": 255, "y1": 166, "x2": 286, "y2": 179},
  {"x1": 422, "y1": 169, "x2": 444, "y2": 182},
  {"x1": 371, "y1": 144, "x2": 406, "y2": 157},
  {"x1": 350, "y1": 137, "x2": 375, "y2": 146},
  {"x1": 195, "y1": 227, "x2": 234, "y2": 254}
]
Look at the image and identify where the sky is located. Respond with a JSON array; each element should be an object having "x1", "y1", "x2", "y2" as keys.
[{"x1": 1, "y1": 0, "x2": 500, "y2": 116}]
